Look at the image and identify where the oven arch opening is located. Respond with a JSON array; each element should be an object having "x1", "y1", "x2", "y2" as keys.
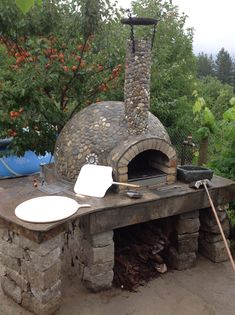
[{"x1": 128, "y1": 149, "x2": 169, "y2": 182}]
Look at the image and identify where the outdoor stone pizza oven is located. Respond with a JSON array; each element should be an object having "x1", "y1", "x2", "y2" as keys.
[
  {"x1": 54, "y1": 28, "x2": 177, "y2": 188},
  {"x1": 1, "y1": 16, "x2": 235, "y2": 315}
]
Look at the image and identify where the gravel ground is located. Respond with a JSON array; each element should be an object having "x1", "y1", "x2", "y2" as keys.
[{"x1": 1, "y1": 256, "x2": 235, "y2": 315}]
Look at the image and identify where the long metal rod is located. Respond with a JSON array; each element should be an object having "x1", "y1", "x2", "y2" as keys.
[
  {"x1": 112, "y1": 181, "x2": 140, "y2": 188},
  {"x1": 203, "y1": 183, "x2": 235, "y2": 272}
]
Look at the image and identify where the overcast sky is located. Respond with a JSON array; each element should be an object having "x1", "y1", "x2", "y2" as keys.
[{"x1": 116, "y1": 0, "x2": 235, "y2": 57}]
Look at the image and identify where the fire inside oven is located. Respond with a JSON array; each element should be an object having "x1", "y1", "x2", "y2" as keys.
[{"x1": 128, "y1": 149, "x2": 169, "y2": 185}]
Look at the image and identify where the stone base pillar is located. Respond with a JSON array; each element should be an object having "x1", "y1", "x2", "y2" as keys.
[
  {"x1": 168, "y1": 211, "x2": 200, "y2": 270},
  {"x1": 199, "y1": 204, "x2": 230, "y2": 262},
  {"x1": 61, "y1": 219, "x2": 85, "y2": 280},
  {"x1": 82, "y1": 231, "x2": 114, "y2": 291},
  {"x1": 0, "y1": 224, "x2": 63, "y2": 315}
]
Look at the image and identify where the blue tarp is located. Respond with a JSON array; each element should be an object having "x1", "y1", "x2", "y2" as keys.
[{"x1": 0, "y1": 139, "x2": 53, "y2": 178}]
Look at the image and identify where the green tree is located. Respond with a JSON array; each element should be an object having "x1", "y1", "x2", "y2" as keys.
[
  {"x1": 231, "y1": 59, "x2": 235, "y2": 93},
  {"x1": 0, "y1": 0, "x2": 124, "y2": 156},
  {"x1": 192, "y1": 94, "x2": 216, "y2": 165},
  {"x1": 80, "y1": 0, "x2": 103, "y2": 41},
  {"x1": 194, "y1": 76, "x2": 234, "y2": 119},
  {"x1": 196, "y1": 52, "x2": 214, "y2": 78},
  {"x1": 209, "y1": 97, "x2": 235, "y2": 180},
  {"x1": 215, "y1": 48, "x2": 233, "y2": 84},
  {"x1": 15, "y1": 0, "x2": 42, "y2": 14}
]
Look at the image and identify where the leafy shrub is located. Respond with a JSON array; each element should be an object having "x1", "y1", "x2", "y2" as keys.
[{"x1": 209, "y1": 97, "x2": 235, "y2": 180}]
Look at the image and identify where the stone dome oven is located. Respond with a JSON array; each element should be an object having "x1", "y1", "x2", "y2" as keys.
[
  {"x1": 54, "y1": 101, "x2": 176, "y2": 184},
  {"x1": 55, "y1": 37, "x2": 177, "y2": 187}
]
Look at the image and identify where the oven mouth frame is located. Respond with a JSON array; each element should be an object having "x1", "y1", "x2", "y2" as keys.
[{"x1": 107, "y1": 136, "x2": 177, "y2": 190}]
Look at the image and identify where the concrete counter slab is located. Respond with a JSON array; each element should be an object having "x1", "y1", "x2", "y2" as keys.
[{"x1": 0, "y1": 175, "x2": 234, "y2": 235}]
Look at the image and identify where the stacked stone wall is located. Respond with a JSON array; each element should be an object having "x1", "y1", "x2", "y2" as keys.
[
  {"x1": 168, "y1": 211, "x2": 200, "y2": 270},
  {"x1": 0, "y1": 204, "x2": 231, "y2": 314},
  {"x1": 61, "y1": 219, "x2": 115, "y2": 291},
  {"x1": 82, "y1": 231, "x2": 114, "y2": 291},
  {"x1": 0, "y1": 223, "x2": 63, "y2": 315},
  {"x1": 199, "y1": 204, "x2": 230, "y2": 262},
  {"x1": 61, "y1": 219, "x2": 85, "y2": 280}
]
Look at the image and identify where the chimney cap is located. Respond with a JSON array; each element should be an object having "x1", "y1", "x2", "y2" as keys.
[{"x1": 121, "y1": 17, "x2": 158, "y2": 26}]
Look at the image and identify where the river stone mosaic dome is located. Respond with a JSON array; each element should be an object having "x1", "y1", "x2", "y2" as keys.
[{"x1": 54, "y1": 100, "x2": 171, "y2": 182}]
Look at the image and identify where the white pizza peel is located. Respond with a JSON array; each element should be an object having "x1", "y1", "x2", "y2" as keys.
[
  {"x1": 15, "y1": 196, "x2": 90, "y2": 223},
  {"x1": 74, "y1": 164, "x2": 139, "y2": 198}
]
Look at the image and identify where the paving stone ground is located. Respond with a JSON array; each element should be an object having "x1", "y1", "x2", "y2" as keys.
[{"x1": 1, "y1": 255, "x2": 235, "y2": 315}]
